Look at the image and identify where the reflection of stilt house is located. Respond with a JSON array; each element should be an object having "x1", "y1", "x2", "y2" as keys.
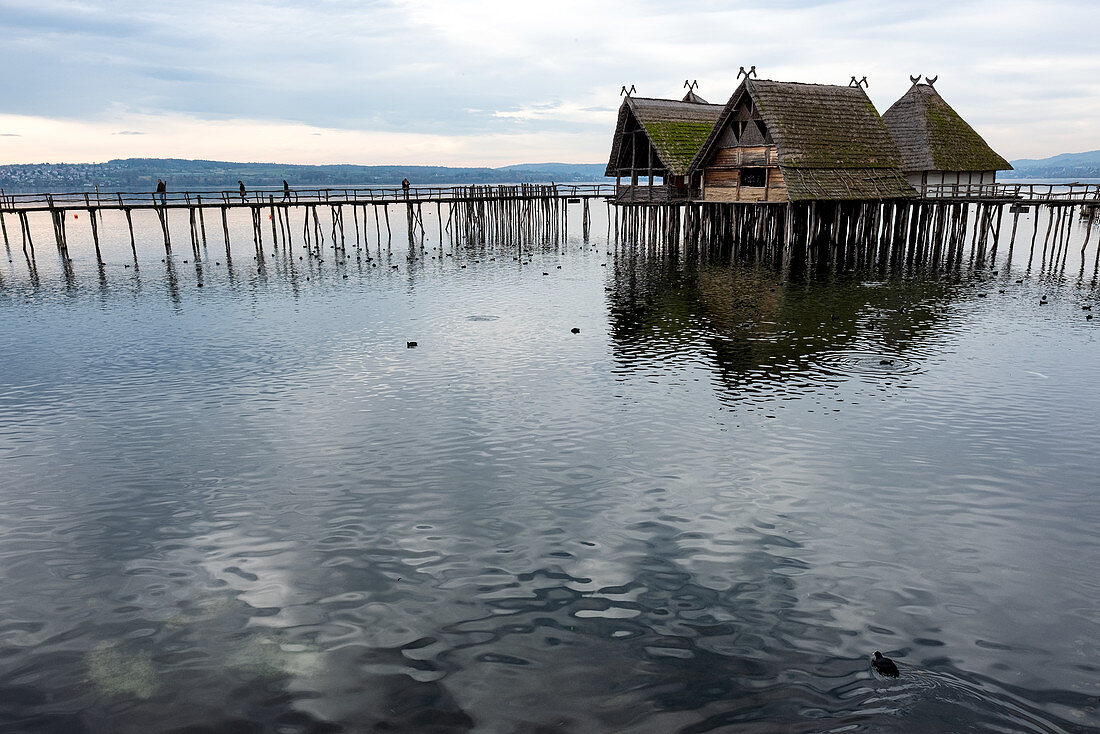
[
  {"x1": 687, "y1": 79, "x2": 916, "y2": 202},
  {"x1": 883, "y1": 79, "x2": 1011, "y2": 194},
  {"x1": 605, "y1": 91, "x2": 724, "y2": 203}
]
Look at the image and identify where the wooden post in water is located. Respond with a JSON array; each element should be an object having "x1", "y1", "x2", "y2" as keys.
[
  {"x1": 50, "y1": 210, "x2": 63, "y2": 253},
  {"x1": 19, "y1": 211, "x2": 34, "y2": 260},
  {"x1": 1082, "y1": 207, "x2": 1095, "y2": 255},
  {"x1": 1040, "y1": 206, "x2": 1056, "y2": 268},
  {"x1": 250, "y1": 206, "x2": 262, "y2": 255},
  {"x1": 0, "y1": 210, "x2": 9, "y2": 252},
  {"x1": 157, "y1": 205, "x2": 172, "y2": 254},
  {"x1": 221, "y1": 207, "x2": 231, "y2": 259},
  {"x1": 1007, "y1": 207, "x2": 1021, "y2": 252},
  {"x1": 88, "y1": 207, "x2": 102, "y2": 263},
  {"x1": 121, "y1": 208, "x2": 137, "y2": 260},
  {"x1": 352, "y1": 204, "x2": 360, "y2": 248},
  {"x1": 269, "y1": 197, "x2": 278, "y2": 252},
  {"x1": 197, "y1": 196, "x2": 208, "y2": 247},
  {"x1": 989, "y1": 204, "x2": 1005, "y2": 263},
  {"x1": 188, "y1": 207, "x2": 199, "y2": 257}
]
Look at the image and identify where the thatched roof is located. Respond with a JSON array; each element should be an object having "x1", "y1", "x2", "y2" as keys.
[
  {"x1": 605, "y1": 96, "x2": 724, "y2": 177},
  {"x1": 690, "y1": 79, "x2": 917, "y2": 201},
  {"x1": 883, "y1": 83, "x2": 1011, "y2": 173}
]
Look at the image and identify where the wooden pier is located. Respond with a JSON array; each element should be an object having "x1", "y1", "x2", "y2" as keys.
[
  {"x1": 0, "y1": 183, "x2": 612, "y2": 264},
  {"x1": 3, "y1": 181, "x2": 1099, "y2": 277}
]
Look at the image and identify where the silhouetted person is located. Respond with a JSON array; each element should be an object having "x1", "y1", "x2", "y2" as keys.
[
  {"x1": 156, "y1": 178, "x2": 166, "y2": 205},
  {"x1": 283, "y1": 179, "x2": 290, "y2": 200},
  {"x1": 401, "y1": 177, "x2": 410, "y2": 198},
  {"x1": 239, "y1": 180, "x2": 246, "y2": 201}
]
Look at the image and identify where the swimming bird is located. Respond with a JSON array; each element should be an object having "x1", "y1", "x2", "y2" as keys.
[
  {"x1": 407, "y1": 341, "x2": 418, "y2": 348},
  {"x1": 571, "y1": 328, "x2": 580, "y2": 334},
  {"x1": 871, "y1": 651, "x2": 899, "y2": 678}
]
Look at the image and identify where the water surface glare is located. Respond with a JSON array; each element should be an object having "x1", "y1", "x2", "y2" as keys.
[{"x1": 1, "y1": 215, "x2": 1099, "y2": 733}]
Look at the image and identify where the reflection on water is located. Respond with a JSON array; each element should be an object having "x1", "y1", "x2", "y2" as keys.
[{"x1": 0, "y1": 208, "x2": 1099, "y2": 732}]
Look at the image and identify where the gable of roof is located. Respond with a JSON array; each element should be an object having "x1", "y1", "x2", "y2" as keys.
[
  {"x1": 883, "y1": 83, "x2": 1011, "y2": 172},
  {"x1": 605, "y1": 97, "x2": 724, "y2": 177}
]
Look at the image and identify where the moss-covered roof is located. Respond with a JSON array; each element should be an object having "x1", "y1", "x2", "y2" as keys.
[
  {"x1": 781, "y1": 167, "x2": 916, "y2": 201},
  {"x1": 605, "y1": 97, "x2": 724, "y2": 177},
  {"x1": 883, "y1": 83, "x2": 1011, "y2": 173},
  {"x1": 748, "y1": 80, "x2": 903, "y2": 169},
  {"x1": 641, "y1": 120, "x2": 719, "y2": 175}
]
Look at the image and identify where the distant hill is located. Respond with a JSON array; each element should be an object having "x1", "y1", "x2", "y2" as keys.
[
  {"x1": 496, "y1": 162, "x2": 608, "y2": 179},
  {"x1": 0, "y1": 158, "x2": 611, "y2": 191},
  {"x1": 1009, "y1": 150, "x2": 1100, "y2": 179}
]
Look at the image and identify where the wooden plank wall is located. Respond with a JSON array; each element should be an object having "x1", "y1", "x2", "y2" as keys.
[{"x1": 703, "y1": 145, "x2": 785, "y2": 202}]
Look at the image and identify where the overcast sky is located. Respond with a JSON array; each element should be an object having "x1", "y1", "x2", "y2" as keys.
[{"x1": 1, "y1": 0, "x2": 1097, "y2": 166}]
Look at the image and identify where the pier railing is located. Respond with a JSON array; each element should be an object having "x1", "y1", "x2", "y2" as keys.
[
  {"x1": 921, "y1": 182, "x2": 1100, "y2": 203},
  {"x1": 0, "y1": 183, "x2": 616, "y2": 213}
]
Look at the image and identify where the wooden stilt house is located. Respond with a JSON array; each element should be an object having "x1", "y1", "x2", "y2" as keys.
[
  {"x1": 605, "y1": 90, "x2": 724, "y2": 203},
  {"x1": 882, "y1": 78, "x2": 1011, "y2": 196},
  {"x1": 687, "y1": 79, "x2": 917, "y2": 202}
]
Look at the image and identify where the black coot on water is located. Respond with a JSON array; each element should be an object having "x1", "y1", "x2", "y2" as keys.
[{"x1": 872, "y1": 651, "x2": 899, "y2": 678}]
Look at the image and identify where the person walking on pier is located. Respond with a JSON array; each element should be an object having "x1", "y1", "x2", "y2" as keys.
[
  {"x1": 156, "y1": 179, "x2": 166, "y2": 205},
  {"x1": 283, "y1": 179, "x2": 291, "y2": 201},
  {"x1": 401, "y1": 177, "x2": 410, "y2": 199},
  {"x1": 239, "y1": 180, "x2": 247, "y2": 201}
]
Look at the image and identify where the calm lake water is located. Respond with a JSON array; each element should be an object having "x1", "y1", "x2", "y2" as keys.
[{"x1": 1, "y1": 202, "x2": 1098, "y2": 732}]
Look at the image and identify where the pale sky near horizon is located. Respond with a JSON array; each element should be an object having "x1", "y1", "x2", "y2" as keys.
[{"x1": 1, "y1": 0, "x2": 1097, "y2": 167}]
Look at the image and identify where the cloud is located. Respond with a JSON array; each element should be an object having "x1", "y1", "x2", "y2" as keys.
[
  {"x1": 114, "y1": 130, "x2": 146, "y2": 135},
  {"x1": 0, "y1": 0, "x2": 1097, "y2": 162}
]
